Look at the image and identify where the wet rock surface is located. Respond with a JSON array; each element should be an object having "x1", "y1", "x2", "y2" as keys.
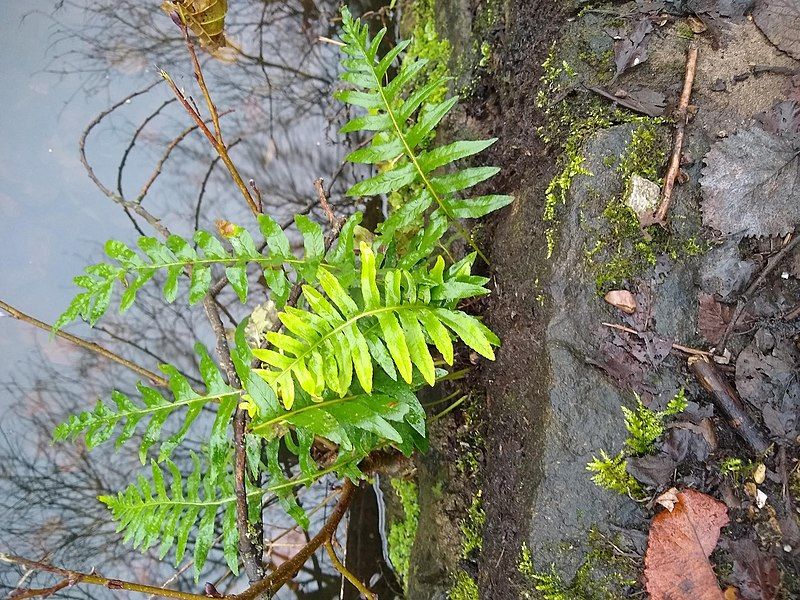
[{"x1": 405, "y1": 1, "x2": 800, "y2": 598}]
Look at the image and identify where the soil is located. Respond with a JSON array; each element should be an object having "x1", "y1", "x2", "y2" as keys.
[{"x1": 404, "y1": 0, "x2": 800, "y2": 598}]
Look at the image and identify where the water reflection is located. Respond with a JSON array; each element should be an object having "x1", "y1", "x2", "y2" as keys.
[{"x1": 1, "y1": 1, "x2": 399, "y2": 598}]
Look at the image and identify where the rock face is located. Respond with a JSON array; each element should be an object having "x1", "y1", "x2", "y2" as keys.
[{"x1": 404, "y1": 1, "x2": 799, "y2": 598}]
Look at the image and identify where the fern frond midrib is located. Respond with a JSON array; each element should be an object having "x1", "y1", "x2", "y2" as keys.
[
  {"x1": 126, "y1": 256, "x2": 335, "y2": 272},
  {"x1": 263, "y1": 302, "x2": 431, "y2": 386},
  {"x1": 250, "y1": 391, "x2": 370, "y2": 434},
  {"x1": 110, "y1": 454, "x2": 366, "y2": 514},
  {"x1": 85, "y1": 390, "x2": 238, "y2": 425},
  {"x1": 350, "y1": 31, "x2": 485, "y2": 260}
]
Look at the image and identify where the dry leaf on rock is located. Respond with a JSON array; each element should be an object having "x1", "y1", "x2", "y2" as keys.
[
  {"x1": 645, "y1": 489, "x2": 729, "y2": 600},
  {"x1": 700, "y1": 127, "x2": 800, "y2": 237},
  {"x1": 735, "y1": 336, "x2": 800, "y2": 441},
  {"x1": 757, "y1": 100, "x2": 800, "y2": 137},
  {"x1": 754, "y1": 0, "x2": 800, "y2": 60},
  {"x1": 605, "y1": 289, "x2": 638, "y2": 313},
  {"x1": 699, "y1": 293, "x2": 736, "y2": 345},
  {"x1": 656, "y1": 487, "x2": 680, "y2": 511},
  {"x1": 725, "y1": 538, "x2": 780, "y2": 600},
  {"x1": 614, "y1": 18, "x2": 654, "y2": 78}
]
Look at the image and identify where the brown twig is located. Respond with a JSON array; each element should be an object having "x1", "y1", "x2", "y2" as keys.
[
  {"x1": 601, "y1": 322, "x2": 713, "y2": 357},
  {"x1": 201, "y1": 296, "x2": 263, "y2": 582},
  {"x1": 232, "y1": 479, "x2": 357, "y2": 600},
  {"x1": 159, "y1": 25, "x2": 259, "y2": 217},
  {"x1": 651, "y1": 42, "x2": 698, "y2": 226},
  {"x1": 688, "y1": 355, "x2": 770, "y2": 456},
  {"x1": 0, "y1": 299, "x2": 168, "y2": 387},
  {"x1": 325, "y1": 540, "x2": 376, "y2": 600},
  {"x1": 717, "y1": 234, "x2": 800, "y2": 351},
  {"x1": 0, "y1": 553, "x2": 218, "y2": 600}
]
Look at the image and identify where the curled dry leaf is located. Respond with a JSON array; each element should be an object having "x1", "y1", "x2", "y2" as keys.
[
  {"x1": 656, "y1": 487, "x2": 680, "y2": 511},
  {"x1": 604, "y1": 290, "x2": 638, "y2": 314},
  {"x1": 645, "y1": 489, "x2": 729, "y2": 600},
  {"x1": 614, "y1": 18, "x2": 654, "y2": 79}
]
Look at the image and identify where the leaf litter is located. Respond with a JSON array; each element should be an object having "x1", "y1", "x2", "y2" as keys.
[{"x1": 645, "y1": 489, "x2": 729, "y2": 599}]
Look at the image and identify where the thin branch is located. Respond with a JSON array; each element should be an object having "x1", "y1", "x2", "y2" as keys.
[
  {"x1": 717, "y1": 234, "x2": 800, "y2": 351},
  {"x1": 118, "y1": 98, "x2": 176, "y2": 198},
  {"x1": 688, "y1": 355, "x2": 770, "y2": 455},
  {"x1": 651, "y1": 42, "x2": 698, "y2": 226},
  {"x1": 201, "y1": 296, "x2": 263, "y2": 582},
  {"x1": 181, "y1": 25, "x2": 222, "y2": 143},
  {"x1": 159, "y1": 26, "x2": 259, "y2": 218},
  {"x1": 0, "y1": 299, "x2": 168, "y2": 387},
  {"x1": 135, "y1": 109, "x2": 233, "y2": 203},
  {"x1": 233, "y1": 479, "x2": 357, "y2": 600},
  {"x1": 325, "y1": 540, "x2": 375, "y2": 600},
  {"x1": 601, "y1": 321, "x2": 712, "y2": 357},
  {"x1": 0, "y1": 553, "x2": 217, "y2": 600}
]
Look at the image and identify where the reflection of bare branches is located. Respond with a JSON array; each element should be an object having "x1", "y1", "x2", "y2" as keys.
[{"x1": 0, "y1": 300, "x2": 168, "y2": 387}]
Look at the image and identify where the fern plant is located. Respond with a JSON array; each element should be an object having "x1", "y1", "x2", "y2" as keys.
[
  {"x1": 54, "y1": 213, "x2": 361, "y2": 330},
  {"x1": 337, "y1": 7, "x2": 513, "y2": 262},
  {"x1": 50, "y1": 7, "x2": 512, "y2": 588}
]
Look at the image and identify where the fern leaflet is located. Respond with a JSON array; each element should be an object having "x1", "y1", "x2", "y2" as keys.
[
  {"x1": 54, "y1": 213, "x2": 361, "y2": 330},
  {"x1": 100, "y1": 452, "x2": 241, "y2": 580},
  {"x1": 54, "y1": 343, "x2": 237, "y2": 466},
  {"x1": 251, "y1": 242, "x2": 498, "y2": 409}
]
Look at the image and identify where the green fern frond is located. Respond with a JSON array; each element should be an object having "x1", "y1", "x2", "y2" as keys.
[
  {"x1": 250, "y1": 371, "x2": 426, "y2": 453},
  {"x1": 54, "y1": 213, "x2": 362, "y2": 330},
  {"x1": 54, "y1": 343, "x2": 238, "y2": 465},
  {"x1": 336, "y1": 8, "x2": 513, "y2": 251},
  {"x1": 100, "y1": 452, "x2": 241, "y2": 580},
  {"x1": 252, "y1": 242, "x2": 498, "y2": 409}
]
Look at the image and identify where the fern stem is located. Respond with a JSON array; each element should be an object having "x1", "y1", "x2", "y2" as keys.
[
  {"x1": 233, "y1": 479, "x2": 357, "y2": 600},
  {"x1": 202, "y1": 296, "x2": 264, "y2": 581},
  {"x1": 325, "y1": 540, "x2": 376, "y2": 600},
  {"x1": 0, "y1": 299, "x2": 168, "y2": 387},
  {"x1": 0, "y1": 553, "x2": 215, "y2": 600}
]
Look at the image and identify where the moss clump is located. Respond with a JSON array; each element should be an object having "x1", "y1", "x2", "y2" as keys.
[
  {"x1": 586, "y1": 450, "x2": 642, "y2": 497},
  {"x1": 461, "y1": 491, "x2": 486, "y2": 559},
  {"x1": 518, "y1": 532, "x2": 639, "y2": 599},
  {"x1": 450, "y1": 570, "x2": 479, "y2": 600},
  {"x1": 401, "y1": 0, "x2": 451, "y2": 104},
  {"x1": 588, "y1": 389, "x2": 687, "y2": 497},
  {"x1": 387, "y1": 479, "x2": 420, "y2": 590},
  {"x1": 536, "y1": 44, "x2": 666, "y2": 259}
]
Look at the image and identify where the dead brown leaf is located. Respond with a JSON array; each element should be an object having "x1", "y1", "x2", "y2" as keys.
[
  {"x1": 645, "y1": 489, "x2": 729, "y2": 600},
  {"x1": 726, "y1": 538, "x2": 780, "y2": 600},
  {"x1": 698, "y1": 293, "x2": 735, "y2": 345},
  {"x1": 604, "y1": 289, "x2": 638, "y2": 314}
]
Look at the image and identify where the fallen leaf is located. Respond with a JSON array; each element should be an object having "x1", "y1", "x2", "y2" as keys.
[
  {"x1": 725, "y1": 538, "x2": 780, "y2": 600},
  {"x1": 756, "y1": 100, "x2": 800, "y2": 138},
  {"x1": 628, "y1": 452, "x2": 677, "y2": 487},
  {"x1": 698, "y1": 293, "x2": 736, "y2": 344},
  {"x1": 753, "y1": 0, "x2": 800, "y2": 60},
  {"x1": 605, "y1": 289, "x2": 638, "y2": 313},
  {"x1": 735, "y1": 336, "x2": 800, "y2": 442},
  {"x1": 700, "y1": 127, "x2": 800, "y2": 237},
  {"x1": 689, "y1": 15, "x2": 709, "y2": 31},
  {"x1": 753, "y1": 463, "x2": 766, "y2": 484},
  {"x1": 656, "y1": 487, "x2": 680, "y2": 511},
  {"x1": 614, "y1": 18, "x2": 654, "y2": 79},
  {"x1": 645, "y1": 489, "x2": 729, "y2": 600}
]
